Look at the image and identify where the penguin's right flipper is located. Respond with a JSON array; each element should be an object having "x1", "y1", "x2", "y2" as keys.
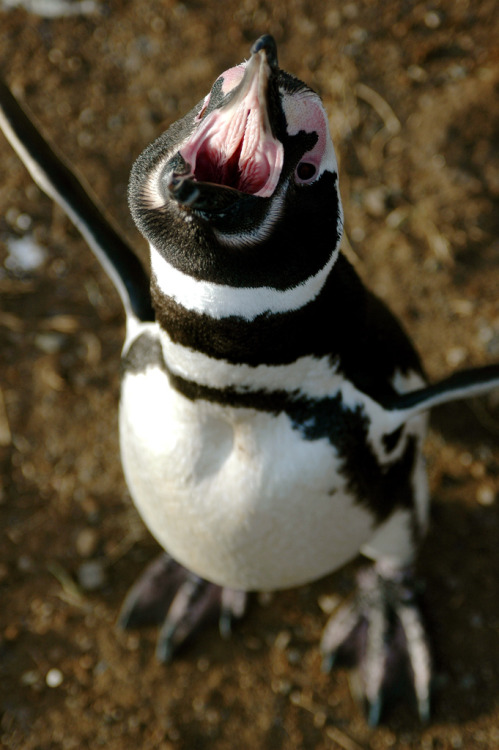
[
  {"x1": 0, "y1": 79, "x2": 154, "y2": 323},
  {"x1": 118, "y1": 552, "x2": 248, "y2": 661}
]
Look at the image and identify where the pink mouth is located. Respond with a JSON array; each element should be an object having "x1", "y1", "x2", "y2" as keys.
[{"x1": 179, "y1": 53, "x2": 284, "y2": 198}]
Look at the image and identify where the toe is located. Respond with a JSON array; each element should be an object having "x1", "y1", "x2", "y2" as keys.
[
  {"x1": 155, "y1": 574, "x2": 222, "y2": 662},
  {"x1": 118, "y1": 552, "x2": 186, "y2": 629}
]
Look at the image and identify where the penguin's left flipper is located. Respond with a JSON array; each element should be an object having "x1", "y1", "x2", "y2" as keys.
[
  {"x1": 118, "y1": 552, "x2": 248, "y2": 662},
  {"x1": 321, "y1": 563, "x2": 431, "y2": 727}
]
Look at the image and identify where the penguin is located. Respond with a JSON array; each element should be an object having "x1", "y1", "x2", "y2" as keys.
[{"x1": 1, "y1": 35, "x2": 498, "y2": 725}]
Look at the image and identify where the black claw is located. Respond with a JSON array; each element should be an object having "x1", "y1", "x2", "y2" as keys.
[
  {"x1": 321, "y1": 652, "x2": 336, "y2": 674},
  {"x1": 418, "y1": 696, "x2": 431, "y2": 725},
  {"x1": 218, "y1": 611, "x2": 233, "y2": 640},
  {"x1": 367, "y1": 696, "x2": 383, "y2": 728},
  {"x1": 156, "y1": 625, "x2": 175, "y2": 664},
  {"x1": 219, "y1": 588, "x2": 248, "y2": 639}
]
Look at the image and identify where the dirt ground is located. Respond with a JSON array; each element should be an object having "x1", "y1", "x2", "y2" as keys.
[{"x1": 0, "y1": 1, "x2": 498, "y2": 748}]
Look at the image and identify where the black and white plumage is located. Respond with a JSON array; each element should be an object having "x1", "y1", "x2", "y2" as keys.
[{"x1": 1, "y1": 35, "x2": 498, "y2": 725}]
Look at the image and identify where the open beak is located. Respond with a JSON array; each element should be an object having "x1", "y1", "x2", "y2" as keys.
[{"x1": 166, "y1": 35, "x2": 284, "y2": 212}]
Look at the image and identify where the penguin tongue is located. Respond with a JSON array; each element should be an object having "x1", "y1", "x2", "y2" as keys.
[{"x1": 179, "y1": 50, "x2": 283, "y2": 198}]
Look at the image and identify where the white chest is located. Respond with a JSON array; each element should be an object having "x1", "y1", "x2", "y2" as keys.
[{"x1": 119, "y1": 360, "x2": 377, "y2": 591}]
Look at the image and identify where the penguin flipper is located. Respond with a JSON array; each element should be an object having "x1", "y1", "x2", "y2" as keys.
[
  {"x1": 117, "y1": 552, "x2": 248, "y2": 661},
  {"x1": 0, "y1": 79, "x2": 154, "y2": 323},
  {"x1": 384, "y1": 363, "x2": 499, "y2": 432},
  {"x1": 321, "y1": 564, "x2": 431, "y2": 726}
]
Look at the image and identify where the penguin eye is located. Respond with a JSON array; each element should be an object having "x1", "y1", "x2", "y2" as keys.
[{"x1": 296, "y1": 162, "x2": 317, "y2": 182}]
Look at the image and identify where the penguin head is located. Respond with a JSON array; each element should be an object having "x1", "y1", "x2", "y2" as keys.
[{"x1": 129, "y1": 35, "x2": 343, "y2": 300}]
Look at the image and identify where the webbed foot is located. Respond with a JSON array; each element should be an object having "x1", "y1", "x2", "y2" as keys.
[
  {"x1": 118, "y1": 552, "x2": 247, "y2": 662},
  {"x1": 320, "y1": 564, "x2": 431, "y2": 725}
]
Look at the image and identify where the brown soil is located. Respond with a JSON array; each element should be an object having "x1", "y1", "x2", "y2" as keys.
[{"x1": 0, "y1": 1, "x2": 498, "y2": 748}]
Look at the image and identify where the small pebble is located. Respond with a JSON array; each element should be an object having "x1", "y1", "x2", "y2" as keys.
[
  {"x1": 477, "y1": 485, "x2": 495, "y2": 506},
  {"x1": 477, "y1": 324, "x2": 493, "y2": 345},
  {"x1": 5, "y1": 235, "x2": 47, "y2": 273},
  {"x1": 125, "y1": 634, "x2": 140, "y2": 651},
  {"x1": 272, "y1": 678, "x2": 292, "y2": 695},
  {"x1": 4, "y1": 624, "x2": 19, "y2": 641},
  {"x1": 470, "y1": 462, "x2": 485, "y2": 479},
  {"x1": 318, "y1": 594, "x2": 340, "y2": 614},
  {"x1": 274, "y1": 630, "x2": 291, "y2": 651},
  {"x1": 205, "y1": 708, "x2": 219, "y2": 724},
  {"x1": 79, "y1": 496, "x2": 100, "y2": 523},
  {"x1": 34, "y1": 332, "x2": 65, "y2": 354},
  {"x1": 21, "y1": 670, "x2": 40, "y2": 686},
  {"x1": 17, "y1": 555, "x2": 33, "y2": 572},
  {"x1": 16, "y1": 213, "x2": 32, "y2": 231},
  {"x1": 407, "y1": 65, "x2": 427, "y2": 82},
  {"x1": 363, "y1": 187, "x2": 386, "y2": 217},
  {"x1": 470, "y1": 613, "x2": 483, "y2": 628},
  {"x1": 386, "y1": 207, "x2": 407, "y2": 229},
  {"x1": 46, "y1": 668, "x2": 64, "y2": 688},
  {"x1": 450, "y1": 299, "x2": 473, "y2": 317},
  {"x1": 350, "y1": 226, "x2": 365, "y2": 242},
  {"x1": 5, "y1": 207, "x2": 19, "y2": 225},
  {"x1": 424, "y1": 11, "x2": 441, "y2": 28},
  {"x1": 93, "y1": 660, "x2": 108, "y2": 676},
  {"x1": 77, "y1": 560, "x2": 106, "y2": 591},
  {"x1": 287, "y1": 648, "x2": 301, "y2": 665},
  {"x1": 313, "y1": 710, "x2": 327, "y2": 728},
  {"x1": 76, "y1": 528, "x2": 99, "y2": 557},
  {"x1": 196, "y1": 657, "x2": 210, "y2": 672},
  {"x1": 446, "y1": 347, "x2": 467, "y2": 367},
  {"x1": 486, "y1": 333, "x2": 499, "y2": 357},
  {"x1": 244, "y1": 636, "x2": 262, "y2": 651},
  {"x1": 343, "y1": 3, "x2": 358, "y2": 20},
  {"x1": 460, "y1": 674, "x2": 475, "y2": 690}
]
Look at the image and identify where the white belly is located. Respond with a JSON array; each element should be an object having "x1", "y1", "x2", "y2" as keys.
[{"x1": 119, "y1": 362, "x2": 376, "y2": 591}]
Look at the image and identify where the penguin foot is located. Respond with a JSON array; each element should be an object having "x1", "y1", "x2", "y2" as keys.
[
  {"x1": 320, "y1": 564, "x2": 431, "y2": 726},
  {"x1": 118, "y1": 552, "x2": 248, "y2": 662}
]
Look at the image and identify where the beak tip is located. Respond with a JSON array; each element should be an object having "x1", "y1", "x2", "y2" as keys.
[{"x1": 251, "y1": 34, "x2": 278, "y2": 69}]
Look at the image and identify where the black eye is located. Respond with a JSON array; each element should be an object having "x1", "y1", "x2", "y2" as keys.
[{"x1": 296, "y1": 162, "x2": 317, "y2": 181}]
